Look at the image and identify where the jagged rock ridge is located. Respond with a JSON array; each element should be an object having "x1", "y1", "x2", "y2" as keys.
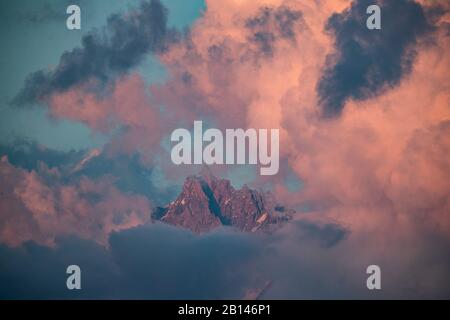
[{"x1": 153, "y1": 172, "x2": 293, "y2": 233}]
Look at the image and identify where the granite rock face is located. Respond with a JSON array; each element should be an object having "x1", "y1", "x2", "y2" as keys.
[{"x1": 154, "y1": 172, "x2": 293, "y2": 233}]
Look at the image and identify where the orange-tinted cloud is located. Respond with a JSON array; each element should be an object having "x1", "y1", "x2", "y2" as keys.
[
  {"x1": 281, "y1": 4, "x2": 450, "y2": 240},
  {"x1": 157, "y1": 0, "x2": 348, "y2": 127},
  {"x1": 49, "y1": 74, "x2": 163, "y2": 159},
  {"x1": 157, "y1": 0, "x2": 450, "y2": 243},
  {"x1": 9, "y1": 0, "x2": 449, "y2": 248},
  {"x1": 0, "y1": 156, "x2": 152, "y2": 247}
]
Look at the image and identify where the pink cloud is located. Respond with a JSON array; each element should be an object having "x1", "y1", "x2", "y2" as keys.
[
  {"x1": 49, "y1": 74, "x2": 163, "y2": 159},
  {"x1": 0, "y1": 156, "x2": 152, "y2": 247}
]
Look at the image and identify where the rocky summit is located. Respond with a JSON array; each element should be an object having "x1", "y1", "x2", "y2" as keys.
[{"x1": 153, "y1": 172, "x2": 293, "y2": 233}]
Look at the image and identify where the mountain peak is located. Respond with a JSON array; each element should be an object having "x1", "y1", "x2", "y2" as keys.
[{"x1": 155, "y1": 172, "x2": 292, "y2": 233}]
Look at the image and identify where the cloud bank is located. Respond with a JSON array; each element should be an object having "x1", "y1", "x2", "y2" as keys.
[{"x1": 1, "y1": 0, "x2": 449, "y2": 299}]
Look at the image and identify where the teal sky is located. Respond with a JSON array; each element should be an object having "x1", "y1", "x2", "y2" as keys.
[{"x1": 0, "y1": 0, "x2": 205, "y2": 151}]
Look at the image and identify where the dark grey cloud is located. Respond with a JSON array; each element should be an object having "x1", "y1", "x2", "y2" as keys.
[
  {"x1": 245, "y1": 6, "x2": 303, "y2": 56},
  {"x1": 13, "y1": 0, "x2": 179, "y2": 106},
  {"x1": 0, "y1": 222, "x2": 346, "y2": 299},
  {"x1": 0, "y1": 224, "x2": 261, "y2": 299},
  {"x1": 294, "y1": 220, "x2": 349, "y2": 248},
  {"x1": 317, "y1": 0, "x2": 432, "y2": 117},
  {"x1": 1, "y1": 220, "x2": 449, "y2": 299},
  {"x1": 0, "y1": 237, "x2": 118, "y2": 299},
  {"x1": 108, "y1": 224, "x2": 260, "y2": 299},
  {"x1": 0, "y1": 140, "x2": 84, "y2": 171}
]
